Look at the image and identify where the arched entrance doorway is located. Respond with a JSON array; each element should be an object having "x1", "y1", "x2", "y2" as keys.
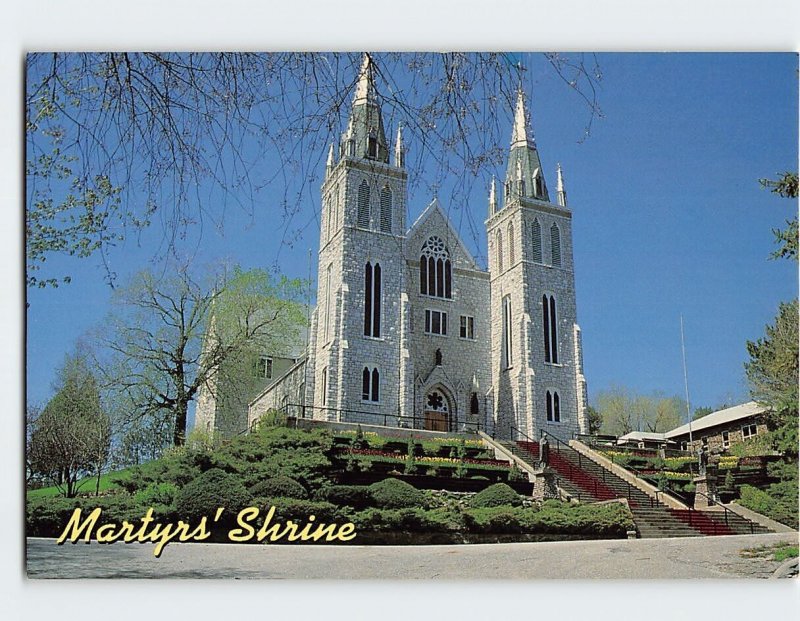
[{"x1": 423, "y1": 388, "x2": 452, "y2": 431}]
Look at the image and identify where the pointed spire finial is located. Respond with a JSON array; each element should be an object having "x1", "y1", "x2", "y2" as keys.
[
  {"x1": 510, "y1": 88, "x2": 531, "y2": 147},
  {"x1": 556, "y1": 163, "x2": 567, "y2": 207},
  {"x1": 354, "y1": 53, "x2": 376, "y2": 105},
  {"x1": 326, "y1": 143, "x2": 335, "y2": 174},
  {"x1": 394, "y1": 124, "x2": 405, "y2": 168},
  {"x1": 489, "y1": 176, "x2": 497, "y2": 216}
]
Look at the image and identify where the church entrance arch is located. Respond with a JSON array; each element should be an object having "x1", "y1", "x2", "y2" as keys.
[{"x1": 423, "y1": 387, "x2": 453, "y2": 432}]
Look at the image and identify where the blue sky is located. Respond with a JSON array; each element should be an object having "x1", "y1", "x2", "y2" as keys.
[{"x1": 26, "y1": 53, "x2": 798, "y2": 417}]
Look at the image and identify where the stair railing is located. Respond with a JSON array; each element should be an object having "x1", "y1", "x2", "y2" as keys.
[{"x1": 692, "y1": 489, "x2": 752, "y2": 534}]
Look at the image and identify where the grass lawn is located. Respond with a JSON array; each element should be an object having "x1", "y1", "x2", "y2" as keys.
[
  {"x1": 740, "y1": 542, "x2": 799, "y2": 562},
  {"x1": 27, "y1": 469, "x2": 132, "y2": 499}
]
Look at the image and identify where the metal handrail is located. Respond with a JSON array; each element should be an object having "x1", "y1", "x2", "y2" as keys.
[
  {"x1": 279, "y1": 403, "x2": 485, "y2": 433},
  {"x1": 691, "y1": 489, "x2": 753, "y2": 534}
]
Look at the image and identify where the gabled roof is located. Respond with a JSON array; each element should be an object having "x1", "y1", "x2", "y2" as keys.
[
  {"x1": 618, "y1": 431, "x2": 668, "y2": 443},
  {"x1": 407, "y1": 198, "x2": 481, "y2": 271},
  {"x1": 664, "y1": 401, "x2": 764, "y2": 439}
]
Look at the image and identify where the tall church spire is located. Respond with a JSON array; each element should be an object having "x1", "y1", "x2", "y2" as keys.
[
  {"x1": 341, "y1": 53, "x2": 389, "y2": 164},
  {"x1": 504, "y1": 88, "x2": 549, "y2": 205}
]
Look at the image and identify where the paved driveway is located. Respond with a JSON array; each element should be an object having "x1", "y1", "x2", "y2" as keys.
[{"x1": 26, "y1": 533, "x2": 798, "y2": 579}]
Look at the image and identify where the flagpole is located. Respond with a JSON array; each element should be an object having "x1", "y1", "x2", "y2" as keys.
[{"x1": 680, "y1": 315, "x2": 694, "y2": 450}]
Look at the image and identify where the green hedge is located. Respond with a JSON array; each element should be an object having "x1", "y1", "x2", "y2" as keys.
[
  {"x1": 314, "y1": 485, "x2": 373, "y2": 509},
  {"x1": 738, "y1": 484, "x2": 798, "y2": 529},
  {"x1": 249, "y1": 476, "x2": 307, "y2": 500},
  {"x1": 175, "y1": 468, "x2": 250, "y2": 522},
  {"x1": 368, "y1": 478, "x2": 425, "y2": 509},
  {"x1": 469, "y1": 483, "x2": 523, "y2": 508}
]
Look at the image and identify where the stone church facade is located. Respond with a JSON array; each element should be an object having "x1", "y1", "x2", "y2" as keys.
[{"x1": 199, "y1": 55, "x2": 588, "y2": 441}]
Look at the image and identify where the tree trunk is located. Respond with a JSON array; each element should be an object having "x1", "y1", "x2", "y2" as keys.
[
  {"x1": 95, "y1": 465, "x2": 102, "y2": 496},
  {"x1": 174, "y1": 403, "x2": 188, "y2": 446}
]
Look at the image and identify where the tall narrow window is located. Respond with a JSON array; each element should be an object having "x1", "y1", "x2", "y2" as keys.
[
  {"x1": 371, "y1": 368, "x2": 380, "y2": 402},
  {"x1": 324, "y1": 264, "x2": 333, "y2": 342},
  {"x1": 368, "y1": 132, "x2": 378, "y2": 158},
  {"x1": 322, "y1": 197, "x2": 330, "y2": 241},
  {"x1": 549, "y1": 295, "x2": 559, "y2": 363},
  {"x1": 380, "y1": 186, "x2": 392, "y2": 233},
  {"x1": 546, "y1": 391, "x2": 560, "y2": 422},
  {"x1": 363, "y1": 262, "x2": 372, "y2": 337},
  {"x1": 362, "y1": 367, "x2": 370, "y2": 401},
  {"x1": 321, "y1": 367, "x2": 328, "y2": 406},
  {"x1": 508, "y1": 223, "x2": 515, "y2": 265},
  {"x1": 372, "y1": 263, "x2": 381, "y2": 337},
  {"x1": 420, "y1": 236, "x2": 451, "y2": 299},
  {"x1": 470, "y1": 393, "x2": 480, "y2": 415},
  {"x1": 502, "y1": 295, "x2": 513, "y2": 369},
  {"x1": 363, "y1": 262, "x2": 381, "y2": 338},
  {"x1": 532, "y1": 218, "x2": 542, "y2": 263},
  {"x1": 543, "y1": 294, "x2": 558, "y2": 363},
  {"x1": 496, "y1": 230, "x2": 504, "y2": 272},
  {"x1": 357, "y1": 180, "x2": 370, "y2": 228},
  {"x1": 550, "y1": 223, "x2": 562, "y2": 267}
]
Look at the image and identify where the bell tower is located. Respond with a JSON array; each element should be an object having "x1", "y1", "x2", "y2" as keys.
[
  {"x1": 486, "y1": 89, "x2": 588, "y2": 439},
  {"x1": 306, "y1": 54, "x2": 409, "y2": 424}
]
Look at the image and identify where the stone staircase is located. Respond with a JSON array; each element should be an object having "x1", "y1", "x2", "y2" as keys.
[{"x1": 500, "y1": 437, "x2": 771, "y2": 539}]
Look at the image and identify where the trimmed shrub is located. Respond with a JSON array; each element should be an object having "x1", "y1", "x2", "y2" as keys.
[
  {"x1": 738, "y1": 484, "x2": 798, "y2": 528},
  {"x1": 350, "y1": 507, "x2": 463, "y2": 533},
  {"x1": 175, "y1": 468, "x2": 250, "y2": 522},
  {"x1": 314, "y1": 485, "x2": 373, "y2": 509},
  {"x1": 368, "y1": 477, "x2": 425, "y2": 509},
  {"x1": 253, "y1": 497, "x2": 347, "y2": 524},
  {"x1": 469, "y1": 483, "x2": 523, "y2": 508},
  {"x1": 249, "y1": 476, "x2": 307, "y2": 500}
]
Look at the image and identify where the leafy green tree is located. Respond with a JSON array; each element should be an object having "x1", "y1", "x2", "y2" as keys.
[
  {"x1": 97, "y1": 264, "x2": 305, "y2": 446},
  {"x1": 745, "y1": 299, "x2": 799, "y2": 458},
  {"x1": 25, "y1": 52, "x2": 602, "y2": 289},
  {"x1": 27, "y1": 350, "x2": 111, "y2": 497},
  {"x1": 692, "y1": 406, "x2": 714, "y2": 421},
  {"x1": 759, "y1": 171, "x2": 798, "y2": 261},
  {"x1": 585, "y1": 404, "x2": 603, "y2": 435}
]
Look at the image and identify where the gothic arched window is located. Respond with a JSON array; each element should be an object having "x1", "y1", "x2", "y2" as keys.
[
  {"x1": 508, "y1": 223, "x2": 515, "y2": 266},
  {"x1": 550, "y1": 222, "x2": 562, "y2": 267},
  {"x1": 362, "y1": 367, "x2": 379, "y2": 401},
  {"x1": 419, "y1": 236, "x2": 452, "y2": 299},
  {"x1": 542, "y1": 294, "x2": 558, "y2": 364},
  {"x1": 363, "y1": 262, "x2": 381, "y2": 338},
  {"x1": 496, "y1": 230, "x2": 504, "y2": 273},
  {"x1": 502, "y1": 295, "x2": 513, "y2": 369},
  {"x1": 546, "y1": 390, "x2": 561, "y2": 422},
  {"x1": 532, "y1": 218, "x2": 542, "y2": 263},
  {"x1": 379, "y1": 186, "x2": 393, "y2": 233},
  {"x1": 357, "y1": 180, "x2": 370, "y2": 228}
]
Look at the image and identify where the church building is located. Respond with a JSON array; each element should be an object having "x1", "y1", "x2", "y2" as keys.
[{"x1": 197, "y1": 55, "x2": 589, "y2": 441}]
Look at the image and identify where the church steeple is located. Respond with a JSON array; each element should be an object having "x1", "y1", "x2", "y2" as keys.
[
  {"x1": 341, "y1": 53, "x2": 389, "y2": 164},
  {"x1": 504, "y1": 89, "x2": 549, "y2": 205}
]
